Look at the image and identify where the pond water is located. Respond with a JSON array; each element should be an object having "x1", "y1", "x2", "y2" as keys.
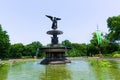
[{"x1": 0, "y1": 59, "x2": 120, "y2": 80}]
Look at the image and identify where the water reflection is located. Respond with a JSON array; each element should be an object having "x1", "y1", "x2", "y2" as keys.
[
  {"x1": 7, "y1": 61, "x2": 45, "y2": 80},
  {"x1": 67, "y1": 60, "x2": 97, "y2": 80},
  {"x1": 40, "y1": 65, "x2": 71, "y2": 80},
  {"x1": 108, "y1": 60, "x2": 120, "y2": 80},
  {"x1": 0, "y1": 59, "x2": 120, "y2": 80},
  {"x1": 0, "y1": 65, "x2": 9, "y2": 80},
  {"x1": 89, "y1": 59, "x2": 120, "y2": 80}
]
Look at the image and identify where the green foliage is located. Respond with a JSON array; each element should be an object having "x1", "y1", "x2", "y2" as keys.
[
  {"x1": 71, "y1": 43, "x2": 87, "y2": 56},
  {"x1": 9, "y1": 41, "x2": 43, "y2": 58},
  {"x1": 0, "y1": 62, "x2": 9, "y2": 67},
  {"x1": 9, "y1": 43, "x2": 24, "y2": 58},
  {"x1": 113, "y1": 54, "x2": 120, "y2": 57},
  {"x1": 106, "y1": 43, "x2": 119, "y2": 53},
  {"x1": 87, "y1": 32, "x2": 101, "y2": 56},
  {"x1": 107, "y1": 15, "x2": 120, "y2": 42},
  {"x1": 88, "y1": 31, "x2": 119, "y2": 56},
  {"x1": 103, "y1": 54, "x2": 113, "y2": 57},
  {"x1": 0, "y1": 63, "x2": 9, "y2": 80},
  {"x1": 89, "y1": 59, "x2": 120, "y2": 80},
  {"x1": 61, "y1": 40, "x2": 87, "y2": 57},
  {"x1": 24, "y1": 41, "x2": 43, "y2": 58},
  {"x1": 61, "y1": 40, "x2": 72, "y2": 47},
  {"x1": 0, "y1": 25, "x2": 10, "y2": 59},
  {"x1": 87, "y1": 44, "x2": 97, "y2": 56},
  {"x1": 89, "y1": 59, "x2": 111, "y2": 68},
  {"x1": 112, "y1": 51, "x2": 120, "y2": 57}
]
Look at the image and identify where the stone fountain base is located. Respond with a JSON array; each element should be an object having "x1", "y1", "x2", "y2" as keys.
[{"x1": 40, "y1": 47, "x2": 71, "y2": 64}]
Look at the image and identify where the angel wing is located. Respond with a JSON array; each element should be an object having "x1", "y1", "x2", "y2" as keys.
[{"x1": 46, "y1": 15, "x2": 53, "y2": 21}]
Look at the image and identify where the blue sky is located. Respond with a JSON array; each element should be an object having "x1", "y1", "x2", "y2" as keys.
[{"x1": 0, "y1": 0, "x2": 120, "y2": 45}]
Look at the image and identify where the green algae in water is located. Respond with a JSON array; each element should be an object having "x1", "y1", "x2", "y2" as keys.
[
  {"x1": 40, "y1": 65, "x2": 71, "y2": 80},
  {"x1": 0, "y1": 59, "x2": 120, "y2": 80},
  {"x1": 89, "y1": 59, "x2": 120, "y2": 80},
  {"x1": 0, "y1": 64, "x2": 10, "y2": 80}
]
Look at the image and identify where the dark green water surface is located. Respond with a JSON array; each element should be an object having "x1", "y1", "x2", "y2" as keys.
[{"x1": 0, "y1": 59, "x2": 120, "y2": 80}]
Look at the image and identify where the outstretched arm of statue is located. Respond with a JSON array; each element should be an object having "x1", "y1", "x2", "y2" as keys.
[{"x1": 56, "y1": 18, "x2": 61, "y2": 20}]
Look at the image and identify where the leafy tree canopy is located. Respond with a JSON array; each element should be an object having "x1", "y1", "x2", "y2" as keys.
[
  {"x1": 61, "y1": 40, "x2": 72, "y2": 47},
  {"x1": 24, "y1": 41, "x2": 43, "y2": 57},
  {"x1": 0, "y1": 25, "x2": 10, "y2": 59},
  {"x1": 107, "y1": 15, "x2": 120, "y2": 42},
  {"x1": 9, "y1": 43, "x2": 24, "y2": 58}
]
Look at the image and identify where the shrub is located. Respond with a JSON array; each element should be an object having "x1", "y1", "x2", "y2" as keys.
[{"x1": 112, "y1": 51, "x2": 120, "y2": 57}]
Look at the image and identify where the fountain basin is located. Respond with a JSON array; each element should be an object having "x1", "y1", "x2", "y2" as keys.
[{"x1": 47, "y1": 30, "x2": 63, "y2": 35}]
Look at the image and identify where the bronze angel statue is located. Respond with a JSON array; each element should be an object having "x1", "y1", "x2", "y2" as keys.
[{"x1": 46, "y1": 15, "x2": 61, "y2": 30}]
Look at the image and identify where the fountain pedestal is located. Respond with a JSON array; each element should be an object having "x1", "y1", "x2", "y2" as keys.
[
  {"x1": 40, "y1": 15, "x2": 71, "y2": 64},
  {"x1": 40, "y1": 46, "x2": 71, "y2": 64}
]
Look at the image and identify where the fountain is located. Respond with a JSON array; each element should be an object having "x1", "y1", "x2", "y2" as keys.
[{"x1": 40, "y1": 15, "x2": 71, "y2": 64}]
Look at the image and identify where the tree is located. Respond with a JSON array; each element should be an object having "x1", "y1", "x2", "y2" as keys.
[
  {"x1": 71, "y1": 43, "x2": 87, "y2": 56},
  {"x1": 61, "y1": 40, "x2": 72, "y2": 47},
  {"x1": 24, "y1": 41, "x2": 43, "y2": 57},
  {"x1": 89, "y1": 32, "x2": 100, "y2": 55},
  {"x1": 9, "y1": 43, "x2": 24, "y2": 58},
  {"x1": 88, "y1": 32, "x2": 103, "y2": 56},
  {"x1": 87, "y1": 44, "x2": 96, "y2": 56},
  {"x1": 88, "y1": 31, "x2": 119, "y2": 56},
  {"x1": 61, "y1": 40, "x2": 73, "y2": 56},
  {"x1": 0, "y1": 25, "x2": 10, "y2": 59},
  {"x1": 61, "y1": 40, "x2": 87, "y2": 57},
  {"x1": 107, "y1": 15, "x2": 120, "y2": 42},
  {"x1": 105, "y1": 42, "x2": 119, "y2": 53}
]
